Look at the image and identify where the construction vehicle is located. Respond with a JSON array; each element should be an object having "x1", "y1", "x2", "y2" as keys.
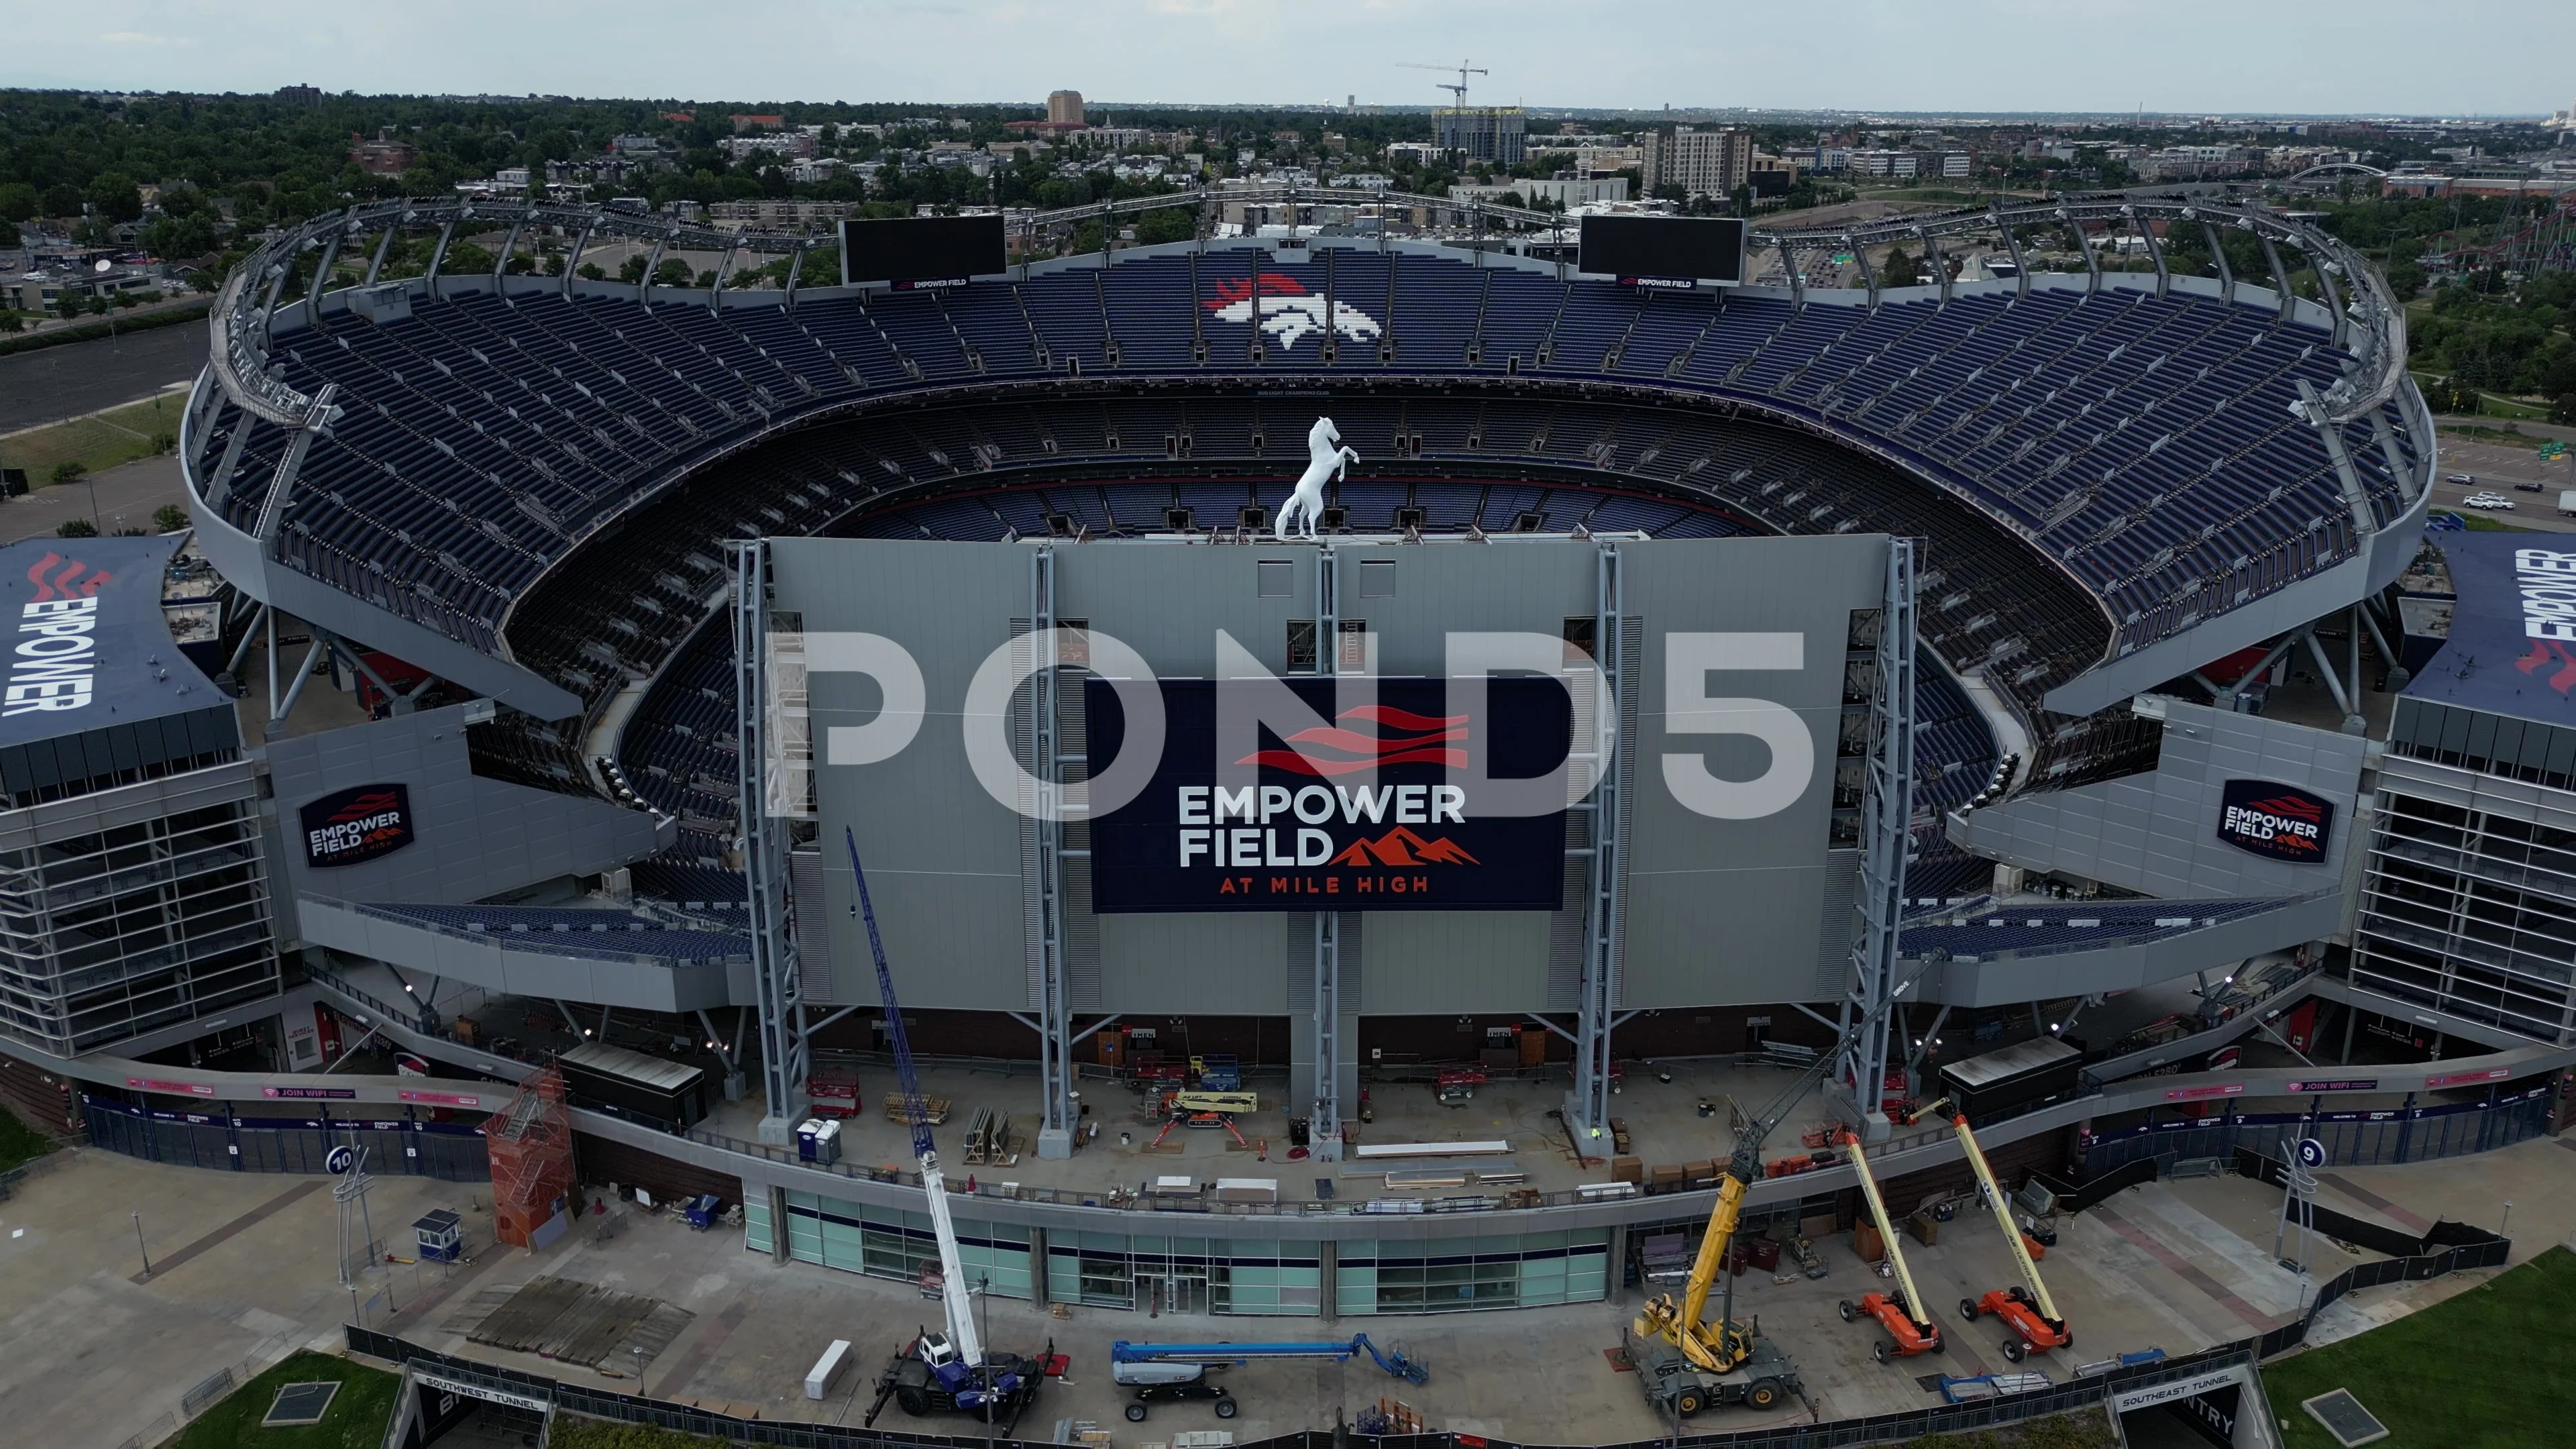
[
  {"x1": 849, "y1": 830, "x2": 1050, "y2": 1430},
  {"x1": 1110, "y1": 1338, "x2": 1426, "y2": 1421},
  {"x1": 1626, "y1": 1049, "x2": 1837, "y2": 1419},
  {"x1": 1951, "y1": 1114, "x2": 2071, "y2": 1362},
  {"x1": 1833, "y1": 1130, "x2": 1941, "y2": 1362}
]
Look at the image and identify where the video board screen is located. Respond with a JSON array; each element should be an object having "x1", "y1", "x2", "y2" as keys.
[
  {"x1": 1084, "y1": 676, "x2": 1573, "y2": 914},
  {"x1": 1578, "y1": 215, "x2": 1748, "y2": 287},
  {"x1": 839, "y1": 213, "x2": 1005, "y2": 288}
]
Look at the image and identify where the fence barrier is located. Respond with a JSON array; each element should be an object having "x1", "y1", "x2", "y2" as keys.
[
  {"x1": 80, "y1": 1095, "x2": 490, "y2": 1181},
  {"x1": 345, "y1": 1326, "x2": 2267, "y2": 1449},
  {"x1": 2081, "y1": 1083, "x2": 2553, "y2": 1179}
]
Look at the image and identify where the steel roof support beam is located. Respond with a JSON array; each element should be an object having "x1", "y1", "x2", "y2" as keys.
[
  {"x1": 1992, "y1": 204, "x2": 2029, "y2": 301},
  {"x1": 1031, "y1": 545, "x2": 1077, "y2": 1159},
  {"x1": 1835, "y1": 538, "x2": 1917, "y2": 1137},
  {"x1": 2066, "y1": 217, "x2": 2102, "y2": 297},
  {"x1": 2201, "y1": 221, "x2": 2235, "y2": 306},
  {"x1": 1565, "y1": 541, "x2": 1626, "y2": 1141},
  {"x1": 735, "y1": 539, "x2": 810, "y2": 1144}
]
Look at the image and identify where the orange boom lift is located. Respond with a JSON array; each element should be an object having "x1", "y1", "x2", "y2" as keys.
[
  {"x1": 1834, "y1": 1130, "x2": 1942, "y2": 1361},
  {"x1": 1951, "y1": 1114, "x2": 2070, "y2": 1362}
]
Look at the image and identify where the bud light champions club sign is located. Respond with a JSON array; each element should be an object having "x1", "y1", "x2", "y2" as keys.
[{"x1": 1085, "y1": 677, "x2": 1572, "y2": 912}]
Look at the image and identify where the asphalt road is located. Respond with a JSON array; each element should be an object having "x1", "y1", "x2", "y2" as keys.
[
  {"x1": 2430, "y1": 433, "x2": 2576, "y2": 533},
  {"x1": 0, "y1": 323, "x2": 206, "y2": 433}
]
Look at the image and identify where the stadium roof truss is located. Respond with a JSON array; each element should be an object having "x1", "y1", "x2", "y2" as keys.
[{"x1": 188, "y1": 187, "x2": 2428, "y2": 727}]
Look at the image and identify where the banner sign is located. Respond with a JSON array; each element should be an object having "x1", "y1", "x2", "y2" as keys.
[
  {"x1": 300, "y1": 782, "x2": 416, "y2": 868},
  {"x1": 1086, "y1": 676, "x2": 1572, "y2": 912},
  {"x1": 2216, "y1": 780, "x2": 2334, "y2": 863},
  {"x1": 125, "y1": 1076, "x2": 217, "y2": 1097}
]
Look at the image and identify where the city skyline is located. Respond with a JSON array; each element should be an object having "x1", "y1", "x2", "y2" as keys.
[{"x1": 3, "y1": 0, "x2": 2568, "y2": 119}]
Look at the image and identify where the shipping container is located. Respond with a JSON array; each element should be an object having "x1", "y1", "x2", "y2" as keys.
[
  {"x1": 1939, "y1": 1036, "x2": 2084, "y2": 1124},
  {"x1": 556, "y1": 1040, "x2": 710, "y2": 1130}
]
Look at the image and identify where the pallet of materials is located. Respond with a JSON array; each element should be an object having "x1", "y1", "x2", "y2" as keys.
[
  {"x1": 1350, "y1": 1139, "x2": 1508, "y2": 1159},
  {"x1": 885, "y1": 1093, "x2": 951, "y2": 1125}
]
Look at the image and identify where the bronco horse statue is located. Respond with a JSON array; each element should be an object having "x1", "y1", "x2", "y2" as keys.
[{"x1": 1277, "y1": 417, "x2": 1359, "y2": 541}]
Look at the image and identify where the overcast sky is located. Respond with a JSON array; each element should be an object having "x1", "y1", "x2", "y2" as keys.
[{"x1": 5, "y1": 0, "x2": 2568, "y2": 118}]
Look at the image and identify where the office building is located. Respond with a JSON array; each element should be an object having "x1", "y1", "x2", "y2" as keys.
[{"x1": 1642, "y1": 126, "x2": 1752, "y2": 200}]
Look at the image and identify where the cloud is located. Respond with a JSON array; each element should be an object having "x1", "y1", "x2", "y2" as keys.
[{"x1": 99, "y1": 30, "x2": 192, "y2": 46}]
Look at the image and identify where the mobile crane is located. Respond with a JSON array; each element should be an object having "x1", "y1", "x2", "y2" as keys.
[
  {"x1": 1833, "y1": 1130, "x2": 1942, "y2": 1362},
  {"x1": 849, "y1": 829, "x2": 1051, "y2": 1429},
  {"x1": 1951, "y1": 1114, "x2": 2071, "y2": 1362},
  {"x1": 1624, "y1": 1049, "x2": 1841, "y2": 1419},
  {"x1": 1108, "y1": 1337, "x2": 1428, "y2": 1421}
]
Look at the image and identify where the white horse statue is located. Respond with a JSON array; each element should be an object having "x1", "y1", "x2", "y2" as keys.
[{"x1": 1277, "y1": 416, "x2": 1358, "y2": 541}]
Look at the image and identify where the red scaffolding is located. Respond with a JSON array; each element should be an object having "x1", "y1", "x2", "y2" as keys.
[{"x1": 484, "y1": 1067, "x2": 576, "y2": 1248}]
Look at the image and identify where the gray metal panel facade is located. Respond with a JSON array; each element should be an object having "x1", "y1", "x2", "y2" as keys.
[
  {"x1": 1621, "y1": 536, "x2": 1886, "y2": 1007},
  {"x1": 266, "y1": 704, "x2": 669, "y2": 912},
  {"x1": 777, "y1": 534, "x2": 1884, "y2": 1014},
  {"x1": 1951, "y1": 700, "x2": 2368, "y2": 898},
  {"x1": 774, "y1": 538, "x2": 1033, "y2": 1012}
]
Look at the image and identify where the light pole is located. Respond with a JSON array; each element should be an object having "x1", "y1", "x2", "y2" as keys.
[{"x1": 133, "y1": 1211, "x2": 152, "y2": 1279}]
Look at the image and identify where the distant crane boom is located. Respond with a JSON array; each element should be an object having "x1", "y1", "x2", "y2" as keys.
[
  {"x1": 849, "y1": 826, "x2": 982, "y2": 1368},
  {"x1": 1397, "y1": 58, "x2": 1487, "y2": 108}
]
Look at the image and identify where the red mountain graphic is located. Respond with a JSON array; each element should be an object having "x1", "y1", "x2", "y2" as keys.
[{"x1": 1330, "y1": 828, "x2": 1480, "y2": 867}]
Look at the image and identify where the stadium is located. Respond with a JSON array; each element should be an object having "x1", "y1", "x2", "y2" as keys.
[{"x1": 9, "y1": 183, "x2": 2572, "y2": 1430}]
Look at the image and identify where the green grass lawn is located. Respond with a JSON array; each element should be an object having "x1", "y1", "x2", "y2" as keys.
[
  {"x1": 2262, "y1": 1246, "x2": 2576, "y2": 1449},
  {"x1": 0, "y1": 1103, "x2": 56, "y2": 1172},
  {"x1": 169, "y1": 1352, "x2": 400, "y2": 1449},
  {"x1": 2438, "y1": 423, "x2": 2550, "y2": 450},
  {"x1": 0, "y1": 392, "x2": 185, "y2": 483}
]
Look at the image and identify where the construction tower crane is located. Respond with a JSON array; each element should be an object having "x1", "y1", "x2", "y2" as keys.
[
  {"x1": 1834, "y1": 1130, "x2": 1941, "y2": 1361},
  {"x1": 849, "y1": 828, "x2": 1049, "y2": 1428},
  {"x1": 1397, "y1": 59, "x2": 1487, "y2": 108},
  {"x1": 1951, "y1": 1114, "x2": 2070, "y2": 1362}
]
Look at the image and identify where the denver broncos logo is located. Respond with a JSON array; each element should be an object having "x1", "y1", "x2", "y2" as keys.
[{"x1": 1205, "y1": 272, "x2": 1384, "y2": 352}]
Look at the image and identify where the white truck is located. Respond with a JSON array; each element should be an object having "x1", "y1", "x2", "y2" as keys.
[{"x1": 2561, "y1": 488, "x2": 2576, "y2": 517}]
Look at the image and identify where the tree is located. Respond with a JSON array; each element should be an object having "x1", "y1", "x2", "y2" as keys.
[
  {"x1": 52, "y1": 462, "x2": 87, "y2": 484},
  {"x1": 38, "y1": 183, "x2": 82, "y2": 218},
  {"x1": 0, "y1": 309, "x2": 21, "y2": 334},
  {"x1": 56, "y1": 519, "x2": 97, "y2": 539},
  {"x1": 154, "y1": 504, "x2": 189, "y2": 531},
  {"x1": 2381, "y1": 259, "x2": 2426, "y2": 301},
  {"x1": 1882, "y1": 246, "x2": 1921, "y2": 288},
  {"x1": 85, "y1": 172, "x2": 144, "y2": 224},
  {"x1": 578, "y1": 262, "x2": 607, "y2": 282}
]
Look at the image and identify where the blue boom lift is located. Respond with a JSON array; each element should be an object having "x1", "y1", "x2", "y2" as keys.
[
  {"x1": 1109, "y1": 1338, "x2": 1428, "y2": 1421},
  {"x1": 849, "y1": 828, "x2": 1051, "y2": 1429}
]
